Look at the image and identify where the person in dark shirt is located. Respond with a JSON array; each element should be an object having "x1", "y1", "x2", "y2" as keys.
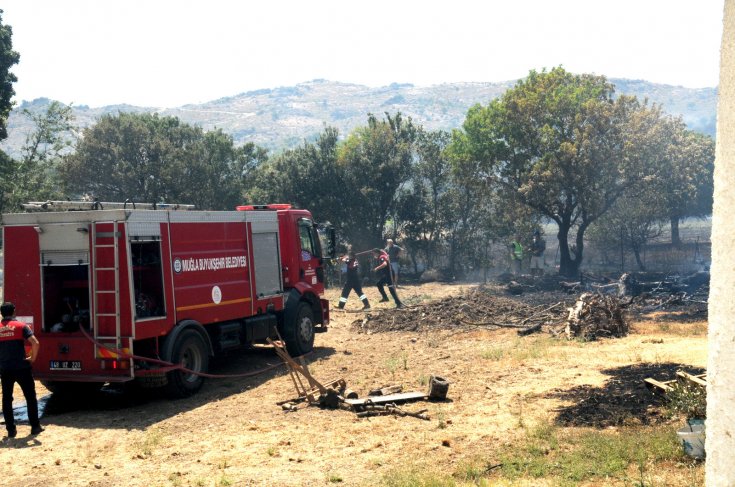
[
  {"x1": 372, "y1": 248, "x2": 403, "y2": 309},
  {"x1": 337, "y1": 246, "x2": 371, "y2": 310},
  {"x1": 529, "y1": 230, "x2": 546, "y2": 277},
  {"x1": 0, "y1": 302, "x2": 43, "y2": 438},
  {"x1": 384, "y1": 239, "x2": 404, "y2": 287}
]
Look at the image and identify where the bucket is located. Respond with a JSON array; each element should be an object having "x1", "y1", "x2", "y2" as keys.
[{"x1": 677, "y1": 421, "x2": 705, "y2": 459}]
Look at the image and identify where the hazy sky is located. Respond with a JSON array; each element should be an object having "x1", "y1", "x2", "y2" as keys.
[{"x1": 1, "y1": 0, "x2": 726, "y2": 108}]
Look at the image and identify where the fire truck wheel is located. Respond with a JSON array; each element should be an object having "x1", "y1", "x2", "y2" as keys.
[
  {"x1": 165, "y1": 329, "x2": 210, "y2": 398},
  {"x1": 284, "y1": 302, "x2": 315, "y2": 356}
]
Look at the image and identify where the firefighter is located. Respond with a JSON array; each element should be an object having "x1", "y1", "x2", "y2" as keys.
[
  {"x1": 372, "y1": 248, "x2": 404, "y2": 309},
  {"x1": 0, "y1": 302, "x2": 44, "y2": 438},
  {"x1": 509, "y1": 235, "x2": 524, "y2": 276},
  {"x1": 337, "y1": 246, "x2": 371, "y2": 310},
  {"x1": 529, "y1": 230, "x2": 546, "y2": 277}
]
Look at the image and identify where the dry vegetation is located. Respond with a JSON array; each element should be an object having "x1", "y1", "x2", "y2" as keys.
[{"x1": 1, "y1": 281, "x2": 707, "y2": 487}]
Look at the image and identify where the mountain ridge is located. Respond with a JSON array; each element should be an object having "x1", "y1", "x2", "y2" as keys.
[{"x1": 0, "y1": 78, "x2": 717, "y2": 158}]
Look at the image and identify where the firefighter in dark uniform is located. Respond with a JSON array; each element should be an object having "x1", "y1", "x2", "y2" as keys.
[
  {"x1": 0, "y1": 302, "x2": 44, "y2": 438},
  {"x1": 337, "y1": 246, "x2": 371, "y2": 310},
  {"x1": 372, "y1": 248, "x2": 404, "y2": 308}
]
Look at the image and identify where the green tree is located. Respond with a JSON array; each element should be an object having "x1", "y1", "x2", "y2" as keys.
[
  {"x1": 0, "y1": 9, "x2": 19, "y2": 141},
  {"x1": 2, "y1": 101, "x2": 76, "y2": 212},
  {"x1": 450, "y1": 68, "x2": 665, "y2": 277},
  {"x1": 395, "y1": 129, "x2": 452, "y2": 271},
  {"x1": 166, "y1": 128, "x2": 260, "y2": 210},
  {"x1": 244, "y1": 126, "x2": 346, "y2": 225},
  {"x1": 658, "y1": 121, "x2": 715, "y2": 245},
  {"x1": 338, "y1": 112, "x2": 417, "y2": 249},
  {"x1": 588, "y1": 187, "x2": 668, "y2": 271},
  {"x1": 60, "y1": 112, "x2": 252, "y2": 209},
  {"x1": 447, "y1": 139, "x2": 538, "y2": 278}
]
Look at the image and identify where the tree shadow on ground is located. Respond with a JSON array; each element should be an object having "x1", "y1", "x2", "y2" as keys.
[
  {"x1": 545, "y1": 362, "x2": 705, "y2": 428},
  {"x1": 22, "y1": 345, "x2": 336, "y2": 430}
]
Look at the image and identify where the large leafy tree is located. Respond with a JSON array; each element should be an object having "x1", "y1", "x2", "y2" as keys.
[
  {"x1": 2, "y1": 101, "x2": 76, "y2": 212},
  {"x1": 451, "y1": 68, "x2": 665, "y2": 277},
  {"x1": 657, "y1": 120, "x2": 715, "y2": 245},
  {"x1": 395, "y1": 129, "x2": 452, "y2": 270},
  {"x1": 588, "y1": 186, "x2": 668, "y2": 271},
  {"x1": 244, "y1": 126, "x2": 347, "y2": 226},
  {"x1": 0, "y1": 9, "x2": 19, "y2": 142},
  {"x1": 338, "y1": 112, "x2": 417, "y2": 249},
  {"x1": 60, "y1": 112, "x2": 253, "y2": 210}
]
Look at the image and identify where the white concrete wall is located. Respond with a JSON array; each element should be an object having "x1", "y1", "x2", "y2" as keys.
[{"x1": 707, "y1": 1, "x2": 735, "y2": 484}]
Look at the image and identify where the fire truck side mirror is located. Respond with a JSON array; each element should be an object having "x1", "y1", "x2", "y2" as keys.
[{"x1": 317, "y1": 223, "x2": 336, "y2": 259}]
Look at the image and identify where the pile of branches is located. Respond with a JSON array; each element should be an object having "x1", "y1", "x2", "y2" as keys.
[
  {"x1": 352, "y1": 286, "x2": 569, "y2": 334},
  {"x1": 565, "y1": 292, "x2": 629, "y2": 340}
]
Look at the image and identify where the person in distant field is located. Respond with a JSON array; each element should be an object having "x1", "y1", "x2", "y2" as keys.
[
  {"x1": 337, "y1": 246, "x2": 371, "y2": 310},
  {"x1": 0, "y1": 302, "x2": 44, "y2": 438},
  {"x1": 529, "y1": 230, "x2": 546, "y2": 277},
  {"x1": 509, "y1": 235, "x2": 524, "y2": 276},
  {"x1": 372, "y1": 248, "x2": 403, "y2": 309},
  {"x1": 384, "y1": 238, "x2": 404, "y2": 287}
]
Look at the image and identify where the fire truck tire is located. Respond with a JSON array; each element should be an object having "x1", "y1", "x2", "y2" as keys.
[
  {"x1": 283, "y1": 301, "x2": 315, "y2": 356},
  {"x1": 165, "y1": 329, "x2": 210, "y2": 398}
]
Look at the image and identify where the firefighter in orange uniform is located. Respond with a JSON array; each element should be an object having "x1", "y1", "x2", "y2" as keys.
[
  {"x1": 337, "y1": 246, "x2": 371, "y2": 310},
  {"x1": 0, "y1": 302, "x2": 44, "y2": 438}
]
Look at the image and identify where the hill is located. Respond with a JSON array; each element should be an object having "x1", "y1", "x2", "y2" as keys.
[{"x1": 0, "y1": 78, "x2": 717, "y2": 157}]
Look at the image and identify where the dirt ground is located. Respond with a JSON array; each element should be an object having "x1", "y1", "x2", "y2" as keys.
[{"x1": 0, "y1": 281, "x2": 707, "y2": 487}]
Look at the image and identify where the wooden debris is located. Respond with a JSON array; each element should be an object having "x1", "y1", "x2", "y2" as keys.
[
  {"x1": 356, "y1": 405, "x2": 430, "y2": 420},
  {"x1": 517, "y1": 322, "x2": 542, "y2": 336},
  {"x1": 368, "y1": 385, "x2": 403, "y2": 396},
  {"x1": 271, "y1": 337, "x2": 446, "y2": 422},
  {"x1": 344, "y1": 391, "x2": 428, "y2": 407},
  {"x1": 565, "y1": 293, "x2": 628, "y2": 340},
  {"x1": 644, "y1": 371, "x2": 707, "y2": 395},
  {"x1": 352, "y1": 286, "x2": 569, "y2": 334}
]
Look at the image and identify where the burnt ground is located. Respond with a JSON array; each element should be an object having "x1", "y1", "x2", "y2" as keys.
[{"x1": 352, "y1": 284, "x2": 573, "y2": 334}]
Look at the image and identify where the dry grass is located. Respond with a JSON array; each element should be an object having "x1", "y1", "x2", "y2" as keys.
[{"x1": 0, "y1": 282, "x2": 707, "y2": 487}]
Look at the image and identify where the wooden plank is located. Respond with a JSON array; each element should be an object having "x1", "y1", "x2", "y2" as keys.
[
  {"x1": 644, "y1": 377, "x2": 674, "y2": 393},
  {"x1": 676, "y1": 371, "x2": 707, "y2": 387},
  {"x1": 344, "y1": 391, "x2": 427, "y2": 406}
]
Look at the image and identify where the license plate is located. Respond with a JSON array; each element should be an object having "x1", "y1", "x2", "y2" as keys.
[{"x1": 50, "y1": 360, "x2": 82, "y2": 371}]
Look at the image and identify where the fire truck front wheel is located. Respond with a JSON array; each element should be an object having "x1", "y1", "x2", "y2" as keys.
[
  {"x1": 283, "y1": 302, "x2": 315, "y2": 356},
  {"x1": 165, "y1": 329, "x2": 210, "y2": 398}
]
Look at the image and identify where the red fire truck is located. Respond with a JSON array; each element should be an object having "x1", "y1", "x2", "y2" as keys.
[{"x1": 1, "y1": 201, "x2": 335, "y2": 397}]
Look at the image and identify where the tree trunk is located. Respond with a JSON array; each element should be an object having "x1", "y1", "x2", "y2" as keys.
[
  {"x1": 557, "y1": 223, "x2": 578, "y2": 278},
  {"x1": 632, "y1": 243, "x2": 647, "y2": 271},
  {"x1": 557, "y1": 221, "x2": 587, "y2": 278},
  {"x1": 671, "y1": 216, "x2": 682, "y2": 247}
]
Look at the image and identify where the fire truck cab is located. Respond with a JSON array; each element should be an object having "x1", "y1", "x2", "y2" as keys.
[{"x1": 1, "y1": 201, "x2": 334, "y2": 397}]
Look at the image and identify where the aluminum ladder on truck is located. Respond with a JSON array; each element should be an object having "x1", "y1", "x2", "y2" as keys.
[{"x1": 91, "y1": 220, "x2": 131, "y2": 369}]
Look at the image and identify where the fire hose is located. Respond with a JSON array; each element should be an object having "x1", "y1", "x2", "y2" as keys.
[{"x1": 78, "y1": 325, "x2": 295, "y2": 379}]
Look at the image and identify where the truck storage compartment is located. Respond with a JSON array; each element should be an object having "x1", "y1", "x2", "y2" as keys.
[
  {"x1": 131, "y1": 240, "x2": 166, "y2": 319},
  {"x1": 41, "y1": 253, "x2": 91, "y2": 333}
]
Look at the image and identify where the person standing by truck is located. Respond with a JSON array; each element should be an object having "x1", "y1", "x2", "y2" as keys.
[
  {"x1": 373, "y1": 248, "x2": 404, "y2": 308},
  {"x1": 0, "y1": 302, "x2": 44, "y2": 437},
  {"x1": 337, "y1": 246, "x2": 371, "y2": 310}
]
